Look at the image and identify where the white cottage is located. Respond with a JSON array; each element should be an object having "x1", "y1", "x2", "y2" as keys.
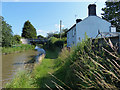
[{"x1": 67, "y1": 4, "x2": 111, "y2": 47}]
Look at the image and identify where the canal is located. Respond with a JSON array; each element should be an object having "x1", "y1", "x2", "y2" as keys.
[{"x1": 2, "y1": 50, "x2": 38, "y2": 87}]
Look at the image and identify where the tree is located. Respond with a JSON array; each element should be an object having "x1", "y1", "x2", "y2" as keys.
[
  {"x1": 61, "y1": 28, "x2": 68, "y2": 38},
  {"x1": 21, "y1": 20, "x2": 37, "y2": 39},
  {"x1": 47, "y1": 28, "x2": 68, "y2": 39},
  {"x1": 13, "y1": 35, "x2": 21, "y2": 44},
  {"x1": 101, "y1": 1, "x2": 120, "y2": 32},
  {"x1": 47, "y1": 31, "x2": 58, "y2": 39},
  {"x1": 37, "y1": 35, "x2": 45, "y2": 39},
  {"x1": 1, "y1": 16, "x2": 14, "y2": 47}
]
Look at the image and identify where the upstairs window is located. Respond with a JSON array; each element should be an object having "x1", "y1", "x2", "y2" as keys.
[
  {"x1": 74, "y1": 29, "x2": 76, "y2": 35},
  {"x1": 72, "y1": 30, "x2": 74, "y2": 37}
]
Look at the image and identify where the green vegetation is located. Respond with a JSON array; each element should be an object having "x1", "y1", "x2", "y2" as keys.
[
  {"x1": 44, "y1": 37, "x2": 65, "y2": 50},
  {"x1": 5, "y1": 71, "x2": 34, "y2": 88},
  {"x1": 5, "y1": 48, "x2": 61, "y2": 88},
  {"x1": 1, "y1": 16, "x2": 22, "y2": 48},
  {"x1": 5, "y1": 36, "x2": 120, "y2": 89},
  {"x1": 37, "y1": 35, "x2": 45, "y2": 39},
  {"x1": 2, "y1": 16, "x2": 14, "y2": 47},
  {"x1": 1, "y1": 17, "x2": 37, "y2": 54},
  {"x1": 47, "y1": 28, "x2": 68, "y2": 39},
  {"x1": 102, "y1": 1, "x2": 120, "y2": 31},
  {"x1": 13, "y1": 35, "x2": 21, "y2": 44},
  {"x1": 21, "y1": 20, "x2": 37, "y2": 39},
  {"x1": 2, "y1": 44, "x2": 35, "y2": 54}
]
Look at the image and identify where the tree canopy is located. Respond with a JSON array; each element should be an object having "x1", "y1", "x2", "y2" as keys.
[
  {"x1": 37, "y1": 35, "x2": 45, "y2": 39},
  {"x1": 13, "y1": 35, "x2": 21, "y2": 44},
  {"x1": 47, "y1": 28, "x2": 68, "y2": 39},
  {"x1": 102, "y1": 1, "x2": 120, "y2": 31},
  {"x1": 21, "y1": 20, "x2": 37, "y2": 39},
  {"x1": 1, "y1": 16, "x2": 14, "y2": 47}
]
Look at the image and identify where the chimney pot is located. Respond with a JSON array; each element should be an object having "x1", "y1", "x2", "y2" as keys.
[
  {"x1": 88, "y1": 4, "x2": 96, "y2": 16},
  {"x1": 76, "y1": 19, "x2": 82, "y2": 23}
]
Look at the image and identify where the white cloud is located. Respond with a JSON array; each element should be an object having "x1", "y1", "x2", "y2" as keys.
[
  {"x1": 55, "y1": 24, "x2": 64, "y2": 29},
  {"x1": 37, "y1": 29, "x2": 59, "y2": 37},
  {"x1": 37, "y1": 29, "x2": 48, "y2": 33}
]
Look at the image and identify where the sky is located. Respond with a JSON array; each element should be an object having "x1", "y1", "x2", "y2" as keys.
[{"x1": 1, "y1": 0, "x2": 106, "y2": 37}]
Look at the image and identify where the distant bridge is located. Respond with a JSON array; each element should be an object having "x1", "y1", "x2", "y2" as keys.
[{"x1": 21, "y1": 38, "x2": 48, "y2": 44}]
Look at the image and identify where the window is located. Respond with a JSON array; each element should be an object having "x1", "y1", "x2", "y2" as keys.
[
  {"x1": 74, "y1": 29, "x2": 76, "y2": 35},
  {"x1": 67, "y1": 33, "x2": 69, "y2": 39},
  {"x1": 72, "y1": 30, "x2": 74, "y2": 37}
]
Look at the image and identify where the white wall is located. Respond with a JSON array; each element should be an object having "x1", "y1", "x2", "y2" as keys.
[
  {"x1": 76, "y1": 16, "x2": 111, "y2": 44},
  {"x1": 67, "y1": 26, "x2": 76, "y2": 47}
]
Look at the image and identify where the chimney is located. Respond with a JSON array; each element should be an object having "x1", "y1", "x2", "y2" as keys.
[
  {"x1": 76, "y1": 19, "x2": 82, "y2": 23},
  {"x1": 88, "y1": 4, "x2": 96, "y2": 16}
]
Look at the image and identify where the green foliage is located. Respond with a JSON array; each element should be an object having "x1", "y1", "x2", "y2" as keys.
[
  {"x1": 61, "y1": 28, "x2": 68, "y2": 38},
  {"x1": 5, "y1": 34, "x2": 120, "y2": 89},
  {"x1": 48, "y1": 37, "x2": 58, "y2": 44},
  {"x1": 53, "y1": 33, "x2": 60, "y2": 38},
  {"x1": 44, "y1": 37, "x2": 64, "y2": 50},
  {"x1": 47, "y1": 28, "x2": 68, "y2": 39},
  {"x1": 55, "y1": 37, "x2": 120, "y2": 89},
  {"x1": 13, "y1": 35, "x2": 21, "y2": 44},
  {"x1": 21, "y1": 20, "x2": 37, "y2": 39},
  {"x1": 2, "y1": 16, "x2": 14, "y2": 47},
  {"x1": 5, "y1": 71, "x2": 34, "y2": 88},
  {"x1": 37, "y1": 35, "x2": 45, "y2": 39},
  {"x1": 102, "y1": 1, "x2": 120, "y2": 31},
  {"x1": 5, "y1": 48, "x2": 61, "y2": 88},
  {"x1": 54, "y1": 40, "x2": 64, "y2": 48},
  {"x1": 2, "y1": 44, "x2": 35, "y2": 54}
]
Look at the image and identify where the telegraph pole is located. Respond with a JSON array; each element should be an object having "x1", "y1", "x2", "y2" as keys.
[{"x1": 60, "y1": 20, "x2": 62, "y2": 39}]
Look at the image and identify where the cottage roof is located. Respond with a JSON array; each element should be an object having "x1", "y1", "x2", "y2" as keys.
[
  {"x1": 66, "y1": 16, "x2": 111, "y2": 33},
  {"x1": 66, "y1": 24, "x2": 76, "y2": 33}
]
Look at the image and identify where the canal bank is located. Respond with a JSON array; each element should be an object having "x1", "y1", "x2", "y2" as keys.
[
  {"x1": 24, "y1": 47, "x2": 46, "y2": 72},
  {"x1": 5, "y1": 48, "x2": 61, "y2": 88},
  {"x1": 2, "y1": 49, "x2": 39, "y2": 87},
  {"x1": 2, "y1": 44, "x2": 35, "y2": 55}
]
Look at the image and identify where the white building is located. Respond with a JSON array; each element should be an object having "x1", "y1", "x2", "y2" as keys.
[{"x1": 67, "y1": 4, "x2": 112, "y2": 47}]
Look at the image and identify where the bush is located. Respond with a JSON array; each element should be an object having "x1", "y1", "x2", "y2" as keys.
[
  {"x1": 2, "y1": 44, "x2": 35, "y2": 54},
  {"x1": 53, "y1": 37, "x2": 120, "y2": 89},
  {"x1": 44, "y1": 37, "x2": 65, "y2": 50},
  {"x1": 54, "y1": 40, "x2": 64, "y2": 48},
  {"x1": 13, "y1": 35, "x2": 21, "y2": 44}
]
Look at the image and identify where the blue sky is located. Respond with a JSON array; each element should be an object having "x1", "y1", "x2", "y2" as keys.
[{"x1": 2, "y1": 1, "x2": 106, "y2": 37}]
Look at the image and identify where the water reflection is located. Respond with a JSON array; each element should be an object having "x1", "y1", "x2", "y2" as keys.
[{"x1": 2, "y1": 50, "x2": 38, "y2": 87}]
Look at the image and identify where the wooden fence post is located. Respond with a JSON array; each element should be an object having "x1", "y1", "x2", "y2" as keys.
[{"x1": 119, "y1": 34, "x2": 120, "y2": 53}]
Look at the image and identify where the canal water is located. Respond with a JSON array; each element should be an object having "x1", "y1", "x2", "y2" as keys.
[{"x1": 2, "y1": 50, "x2": 39, "y2": 88}]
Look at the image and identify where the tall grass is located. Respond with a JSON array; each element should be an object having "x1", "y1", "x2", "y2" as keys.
[
  {"x1": 49, "y1": 38, "x2": 120, "y2": 89},
  {"x1": 5, "y1": 71, "x2": 34, "y2": 88},
  {"x1": 5, "y1": 37, "x2": 120, "y2": 89},
  {"x1": 5, "y1": 48, "x2": 61, "y2": 88}
]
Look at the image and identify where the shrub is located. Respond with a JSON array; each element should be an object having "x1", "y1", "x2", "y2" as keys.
[
  {"x1": 44, "y1": 37, "x2": 65, "y2": 50},
  {"x1": 49, "y1": 37, "x2": 120, "y2": 89},
  {"x1": 2, "y1": 44, "x2": 35, "y2": 54},
  {"x1": 13, "y1": 35, "x2": 21, "y2": 44},
  {"x1": 54, "y1": 40, "x2": 64, "y2": 48}
]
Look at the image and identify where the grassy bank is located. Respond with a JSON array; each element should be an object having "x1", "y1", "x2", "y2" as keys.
[
  {"x1": 5, "y1": 47, "x2": 61, "y2": 88},
  {"x1": 2, "y1": 44, "x2": 35, "y2": 54},
  {"x1": 5, "y1": 39, "x2": 120, "y2": 89}
]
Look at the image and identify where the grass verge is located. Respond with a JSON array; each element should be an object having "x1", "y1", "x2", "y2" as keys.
[
  {"x1": 2, "y1": 44, "x2": 35, "y2": 54},
  {"x1": 5, "y1": 47, "x2": 61, "y2": 88},
  {"x1": 5, "y1": 38, "x2": 120, "y2": 89}
]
